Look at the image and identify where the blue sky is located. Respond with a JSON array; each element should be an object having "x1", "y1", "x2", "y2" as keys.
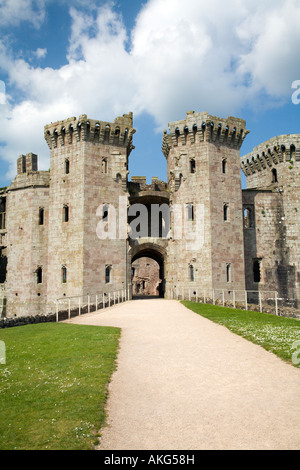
[{"x1": 0, "y1": 0, "x2": 300, "y2": 189}]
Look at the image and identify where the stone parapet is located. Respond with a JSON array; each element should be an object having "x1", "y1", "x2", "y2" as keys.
[
  {"x1": 44, "y1": 112, "x2": 136, "y2": 155},
  {"x1": 241, "y1": 134, "x2": 300, "y2": 177},
  {"x1": 162, "y1": 111, "x2": 249, "y2": 158}
]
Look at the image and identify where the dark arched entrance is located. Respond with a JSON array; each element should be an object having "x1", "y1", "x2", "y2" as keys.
[{"x1": 130, "y1": 244, "x2": 166, "y2": 298}]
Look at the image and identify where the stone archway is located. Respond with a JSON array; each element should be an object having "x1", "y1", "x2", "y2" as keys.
[{"x1": 130, "y1": 243, "x2": 166, "y2": 298}]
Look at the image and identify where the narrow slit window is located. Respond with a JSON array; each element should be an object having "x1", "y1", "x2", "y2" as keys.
[
  {"x1": 101, "y1": 158, "x2": 108, "y2": 174},
  {"x1": 187, "y1": 204, "x2": 194, "y2": 221},
  {"x1": 253, "y1": 260, "x2": 261, "y2": 283},
  {"x1": 272, "y1": 168, "x2": 278, "y2": 183},
  {"x1": 224, "y1": 204, "x2": 229, "y2": 221},
  {"x1": 243, "y1": 206, "x2": 254, "y2": 228},
  {"x1": 63, "y1": 205, "x2": 69, "y2": 222},
  {"x1": 36, "y1": 267, "x2": 43, "y2": 284},
  {"x1": 105, "y1": 265, "x2": 111, "y2": 284},
  {"x1": 62, "y1": 266, "x2": 67, "y2": 284},
  {"x1": 189, "y1": 265, "x2": 194, "y2": 282},
  {"x1": 0, "y1": 197, "x2": 6, "y2": 230},
  {"x1": 103, "y1": 204, "x2": 109, "y2": 221},
  {"x1": 39, "y1": 208, "x2": 44, "y2": 226},
  {"x1": 190, "y1": 159, "x2": 196, "y2": 173},
  {"x1": 222, "y1": 159, "x2": 227, "y2": 174},
  {"x1": 226, "y1": 263, "x2": 231, "y2": 283},
  {"x1": 65, "y1": 159, "x2": 70, "y2": 174}
]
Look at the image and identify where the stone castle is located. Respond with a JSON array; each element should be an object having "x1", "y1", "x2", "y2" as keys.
[{"x1": 0, "y1": 110, "x2": 299, "y2": 317}]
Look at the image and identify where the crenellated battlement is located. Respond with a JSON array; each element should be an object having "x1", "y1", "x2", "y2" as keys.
[
  {"x1": 44, "y1": 112, "x2": 136, "y2": 154},
  {"x1": 241, "y1": 134, "x2": 300, "y2": 177},
  {"x1": 162, "y1": 111, "x2": 249, "y2": 158}
]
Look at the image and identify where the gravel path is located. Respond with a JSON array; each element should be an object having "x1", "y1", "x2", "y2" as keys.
[{"x1": 65, "y1": 299, "x2": 300, "y2": 450}]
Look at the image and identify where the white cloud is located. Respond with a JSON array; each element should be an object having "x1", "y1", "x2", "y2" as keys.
[
  {"x1": 1, "y1": 0, "x2": 300, "y2": 181},
  {"x1": 0, "y1": 0, "x2": 46, "y2": 27},
  {"x1": 34, "y1": 48, "x2": 47, "y2": 59}
]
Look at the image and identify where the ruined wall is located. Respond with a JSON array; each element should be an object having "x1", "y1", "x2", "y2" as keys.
[
  {"x1": 163, "y1": 111, "x2": 248, "y2": 297},
  {"x1": 132, "y1": 257, "x2": 160, "y2": 296}
]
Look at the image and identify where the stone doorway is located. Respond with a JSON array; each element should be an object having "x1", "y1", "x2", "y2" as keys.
[{"x1": 130, "y1": 245, "x2": 165, "y2": 298}]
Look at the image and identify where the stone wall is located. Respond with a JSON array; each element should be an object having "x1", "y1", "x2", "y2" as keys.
[{"x1": 132, "y1": 257, "x2": 160, "y2": 296}]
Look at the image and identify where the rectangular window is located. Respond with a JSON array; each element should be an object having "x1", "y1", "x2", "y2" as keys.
[
  {"x1": 226, "y1": 263, "x2": 231, "y2": 283},
  {"x1": 36, "y1": 267, "x2": 43, "y2": 284},
  {"x1": 63, "y1": 205, "x2": 69, "y2": 222},
  {"x1": 0, "y1": 197, "x2": 6, "y2": 230},
  {"x1": 65, "y1": 159, "x2": 70, "y2": 174},
  {"x1": 190, "y1": 159, "x2": 196, "y2": 173},
  {"x1": 39, "y1": 208, "x2": 44, "y2": 226},
  {"x1": 223, "y1": 203, "x2": 229, "y2": 221},
  {"x1": 62, "y1": 266, "x2": 67, "y2": 284},
  {"x1": 187, "y1": 204, "x2": 194, "y2": 221},
  {"x1": 253, "y1": 259, "x2": 261, "y2": 283},
  {"x1": 103, "y1": 204, "x2": 109, "y2": 221},
  {"x1": 222, "y1": 159, "x2": 227, "y2": 174}
]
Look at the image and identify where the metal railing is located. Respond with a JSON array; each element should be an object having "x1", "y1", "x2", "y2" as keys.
[
  {"x1": 169, "y1": 286, "x2": 279, "y2": 315},
  {"x1": 55, "y1": 286, "x2": 132, "y2": 322}
]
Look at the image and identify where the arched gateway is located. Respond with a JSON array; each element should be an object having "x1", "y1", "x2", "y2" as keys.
[{"x1": 128, "y1": 177, "x2": 169, "y2": 298}]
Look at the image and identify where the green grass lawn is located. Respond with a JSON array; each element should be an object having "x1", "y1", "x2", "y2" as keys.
[
  {"x1": 0, "y1": 323, "x2": 120, "y2": 450},
  {"x1": 182, "y1": 301, "x2": 300, "y2": 368}
]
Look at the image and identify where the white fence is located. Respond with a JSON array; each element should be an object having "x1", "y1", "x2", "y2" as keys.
[
  {"x1": 169, "y1": 287, "x2": 279, "y2": 315},
  {"x1": 55, "y1": 286, "x2": 132, "y2": 322}
]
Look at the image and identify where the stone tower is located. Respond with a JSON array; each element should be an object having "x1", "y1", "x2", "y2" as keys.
[
  {"x1": 241, "y1": 135, "x2": 300, "y2": 304},
  {"x1": 163, "y1": 111, "x2": 249, "y2": 297},
  {"x1": 5, "y1": 153, "x2": 50, "y2": 316},
  {"x1": 44, "y1": 113, "x2": 135, "y2": 306}
]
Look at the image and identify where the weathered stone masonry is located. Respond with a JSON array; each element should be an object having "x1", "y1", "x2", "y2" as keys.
[{"x1": 0, "y1": 110, "x2": 299, "y2": 317}]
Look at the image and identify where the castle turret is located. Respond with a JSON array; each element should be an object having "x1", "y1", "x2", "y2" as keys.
[
  {"x1": 163, "y1": 111, "x2": 249, "y2": 297},
  {"x1": 241, "y1": 135, "x2": 300, "y2": 304},
  {"x1": 44, "y1": 113, "x2": 135, "y2": 303}
]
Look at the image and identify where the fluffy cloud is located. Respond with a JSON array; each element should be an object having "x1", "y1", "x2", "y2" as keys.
[
  {"x1": 0, "y1": 0, "x2": 300, "y2": 180},
  {"x1": 0, "y1": 0, "x2": 46, "y2": 27}
]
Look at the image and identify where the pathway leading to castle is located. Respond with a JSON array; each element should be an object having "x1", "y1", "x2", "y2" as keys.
[{"x1": 65, "y1": 299, "x2": 300, "y2": 450}]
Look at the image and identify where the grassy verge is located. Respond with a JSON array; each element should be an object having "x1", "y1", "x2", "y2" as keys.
[
  {"x1": 182, "y1": 301, "x2": 300, "y2": 368},
  {"x1": 0, "y1": 323, "x2": 120, "y2": 450}
]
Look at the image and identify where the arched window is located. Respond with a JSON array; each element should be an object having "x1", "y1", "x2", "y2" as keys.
[
  {"x1": 105, "y1": 265, "x2": 111, "y2": 284},
  {"x1": 290, "y1": 144, "x2": 296, "y2": 160},
  {"x1": 243, "y1": 206, "x2": 254, "y2": 228},
  {"x1": 101, "y1": 158, "x2": 108, "y2": 174},
  {"x1": 103, "y1": 204, "x2": 109, "y2": 221},
  {"x1": 116, "y1": 173, "x2": 122, "y2": 183}
]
